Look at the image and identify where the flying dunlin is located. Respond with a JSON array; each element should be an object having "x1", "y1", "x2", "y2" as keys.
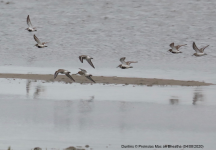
[
  {"x1": 192, "y1": 42, "x2": 209, "y2": 56},
  {"x1": 168, "y1": 43, "x2": 187, "y2": 53},
  {"x1": 26, "y1": 15, "x2": 37, "y2": 32},
  {"x1": 117, "y1": 57, "x2": 137, "y2": 69},
  {"x1": 54, "y1": 69, "x2": 75, "y2": 81},
  {"x1": 76, "y1": 68, "x2": 96, "y2": 83},
  {"x1": 79, "y1": 55, "x2": 95, "y2": 68},
  {"x1": 34, "y1": 34, "x2": 48, "y2": 48}
]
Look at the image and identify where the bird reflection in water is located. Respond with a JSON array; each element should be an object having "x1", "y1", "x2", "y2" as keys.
[
  {"x1": 193, "y1": 89, "x2": 204, "y2": 105},
  {"x1": 169, "y1": 96, "x2": 179, "y2": 105},
  {"x1": 26, "y1": 80, "x2": 31, "y2": 97},
  {"x1": 34, "y1": 85, "x2": 45, "y2": 99},
  {"x1": 26, "y1": 80, "x2": 45, "y2": 99},
  {"x1": 79, "y1": 96, "x2": 95, "y2": 113},
  {"x1": 78, "y1": 96, "x2": 95, "y2": 130}
]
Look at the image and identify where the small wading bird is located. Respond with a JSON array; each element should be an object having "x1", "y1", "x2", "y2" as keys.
[
  {"x1": 192, "y1": 42, "x2": 209, "y2": 56},
  {"x1": 117, "y1": 57, "x2": 137, "y2": 69},
  {"x1": 76, "y1": 68, "x2": 96, "y2": 83},
  {"x1": 54, "y1": 69, "x2": 75, "y2": 81},
  {"x1": 168, "y1": 43, "x2": 187, "y2": 53},
  {"x1": 25, "y1": 15, "x2": 37, "y2": 32},
  {"x1": 34, "y1": 34, "x2": 48, "y2": 48},
  {"x1": 79, "y1": 55, "x2": 95, "y2": 68},
  {"x1": 117, "y1": 64, "x2": 132, "y2": 69}
]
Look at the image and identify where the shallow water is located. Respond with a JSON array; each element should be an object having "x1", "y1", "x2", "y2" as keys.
[
  {"x1": 1, "y1": 79, "x2": 216, "y2": 105},
  {"x1": 0, "y1": 79, "x2": 216, "y2": 150},
  {"x1": 0, "y1": 0, "x2": 216, "y2": 149}
]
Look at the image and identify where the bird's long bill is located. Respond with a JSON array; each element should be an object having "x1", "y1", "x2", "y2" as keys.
[{"x1": 116, "y1": 65, "x2": 120, "y2": 68}]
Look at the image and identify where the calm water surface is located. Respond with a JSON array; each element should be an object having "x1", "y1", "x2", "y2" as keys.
[{"x1": 0, "y1": 79, "x2": 216, "y2": 150}]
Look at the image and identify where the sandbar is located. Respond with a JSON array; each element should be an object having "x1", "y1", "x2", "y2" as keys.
[{"x1": 0, "y1": 73, "x2": 213, "y2": 86}]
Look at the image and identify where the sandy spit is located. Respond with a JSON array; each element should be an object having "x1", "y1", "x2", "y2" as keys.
[{"x1": 0, "y1": 73, "x2": 213, "y2": 86}]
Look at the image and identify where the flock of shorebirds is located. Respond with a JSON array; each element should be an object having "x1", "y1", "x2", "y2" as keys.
[
  {"x1": 26, "y1": 15, "x2": 209, "y2": 83},
  {"x1": 168, "y1": 42, "x2": 209, "y2": 56}
]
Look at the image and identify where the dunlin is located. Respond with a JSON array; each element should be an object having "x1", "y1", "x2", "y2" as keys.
[
  {"x1": 117, "y1": 57, "x2": 137, "y2": 69},
  {"x1": 34, "y1": 34, "x2": 48, "y2": 48},
  {"x1": 25, "y1": 15, "x2": 37, "y2": 32},
  {"x1": 117, "y1": 64, "x2": 133, "y2": 69},
  {"x1": 54, "y1": 69, "x2": 75, "y2": 81},
  {"x1": 76, "y1": 68, "x2": 96, "y2": 83},
  {"x1": 120, "y1": 57, "x2": 138, "y2": 65},
  {"x1": 192, "y1": 42, "x2": 209, "y2": 56},
  {"x1": 79, "y1": 55, "x2": 95, "y2": 68},
  {"x1": 168, "y1": 43, "x2": 187, "y2": 53}
]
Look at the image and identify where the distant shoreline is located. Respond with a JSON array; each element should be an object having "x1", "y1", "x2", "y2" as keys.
[{"x1": 0, "y1": 73, "x2": 213, "y2": 86}]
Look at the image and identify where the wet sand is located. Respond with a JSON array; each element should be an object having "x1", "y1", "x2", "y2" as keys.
[{"x1": 0, "y1": 73, "x2": 212, "y2": 86}]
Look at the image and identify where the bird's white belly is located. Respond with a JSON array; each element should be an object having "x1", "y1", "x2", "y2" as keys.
[{"x1": 196, "y1": 53, "x2": 205, "y2": 56}]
